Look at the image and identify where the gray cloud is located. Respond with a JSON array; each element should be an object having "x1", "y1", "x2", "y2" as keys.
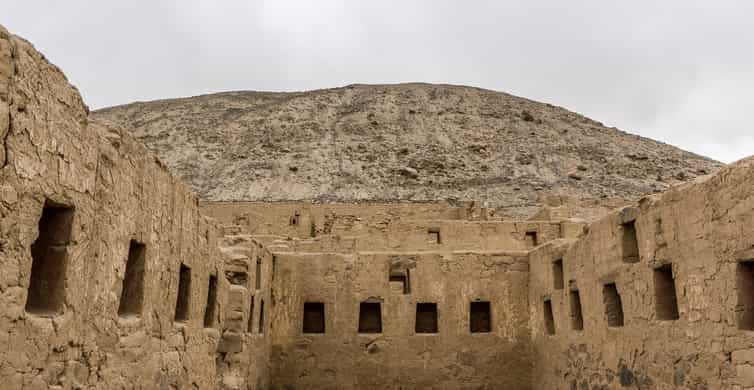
[{"x1": 4, "y1": 0, "x2": 753, "y2": 163}]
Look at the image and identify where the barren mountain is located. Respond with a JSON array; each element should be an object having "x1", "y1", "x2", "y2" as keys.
[{"x1": 93, "y1": 83, "x2": 722, "y2": 219}]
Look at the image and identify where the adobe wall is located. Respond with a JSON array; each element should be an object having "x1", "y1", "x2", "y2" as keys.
[
  {"x1": 201, "y1": 201, "x2": 497, "y2": 238},
  {"x1": 255, "y1": 219, "x2": 579, "y2": 253},
  {"x1": 528, "y1": 160, "x2": 754, "y2": 389},
  {"x1": 268, "y1": 251, "x2": 532, "y2": 389},
  {"x1": 0, "y1": 27, "x2": 270, "y2": 389}
]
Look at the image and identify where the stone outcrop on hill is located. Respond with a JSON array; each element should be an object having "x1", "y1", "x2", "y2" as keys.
[{"x1": 93, "y1": 85, "x2": 722, "y2": 219}]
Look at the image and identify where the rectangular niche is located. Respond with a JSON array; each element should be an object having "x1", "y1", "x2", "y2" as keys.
[
  {"x1": 552, "y1": 258, "x2": 564, "y2": 290},
  {"x1": 258, "y1": 300, "x2": 265, "y2": 334},
  {"x1": 603, "y1": 283, "x2": 624, "y2": 327},
  {"x1": 303, "y1": 302, "x2": 325, "y2": 334},
  {"x1": 203, "y1": 274, "x2": 218, "y2": 328},
  {"x1": 117, "y1": 240, "x2": 146, "y2": 318},
  {"x1": 224, "y1": 270, "x2": 248, "y2": 286},
  {"x1": 358, "y1": 302, "x2": 382, "y2": 333},
  {"x1": 570, "y1": 289, "x2": 584, "y2": 331},
  {"x1": 738, "y1": 261, "x2": 754, "y2": 330},
  {"x1": 247, "y1": 296, "x2": 255, "y2": 333},
  {"x1": 415, "y1": 303, "x2": 438, "y2": 334},
  {"x1": 428, "y1": 228, "x2": 441, "y2": 244},
  {"x1": 621, "y1": 220, "x2": 639, "y2": 263},
  {"x1": 470, "y1": 301, "x2": 491, "y2": 333},
  {"x1": 174, "y1": 263, "x2": 192, "y2": 322},
  {"x1": 543, "y1": 299, "x2": 555, "y2": 335},
  {"x1": 525, "y1": 231, "x2": 538, "y2": 248},
  {"x1": 654, "y1": 264, "x2": 679, "y2": 321},
  {"x1": 389, "y1": 269, "x2": 411, "y2": 294},
  {"x1": 25, "y1": 202, "x2": 75, "y2": 316},
  {"x1": 255, "y1": 258, "x2": 262, "y2": 290}
]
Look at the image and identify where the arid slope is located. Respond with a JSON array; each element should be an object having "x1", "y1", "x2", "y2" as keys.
[{"x1": 93, "y1": 83, "x2": 722, "y2": 218}]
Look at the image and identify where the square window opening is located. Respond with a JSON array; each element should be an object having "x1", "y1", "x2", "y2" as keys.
[
  {"x1": 25, "y1": 202, "x2": 74, "y2": 316},
  {"x1": 428, "y1": 229, "x2": 441, "y2": 244},
  {"x1": 621, "y1": 220, "x2": 639, "y2": 263},
  {"x1": 603, "y1": 283, "x2": 624, "y2": 327},
  {"x1": 737, "y1": 261, "x2": 754, "y2": 330},
  {"x1": 203, "y1": 274, "x2": 218, "y2": 328},
  {"x1": 389, "y1": 269, "x2": 410, "y2": 294},
  {"x1": 174, "y1": 264, "x2": 191, "y2": 322},
  {"x1": 255, "y1": 259, "x2": 262, "y2": 290},
  {"x1": 553, "y1": 259, "x2": 564, "y2": 290},
  {"x1": 303, "y1": 302, "x2": 325, "y2": 334},
  {"x1": 525, "y1": 231, "x2": 538, "y2": 248},
  {"x1": 118, "y1": 240, "x2": 146, "y2": 318},
  {"x1": 654, "y1": 264, "x2": 679, "y2": 321},
  {"x1": 543, "y1": 299, "x2": 555, "y2": 335},
  {"x1": 415, "y1": 303, "x2": 438, "y2": 334},
  {"x1": 258, "y1": 300, "x2": 265, "y2": 334},
  {"x1": 247, "y1": 296, "x2": 255, "y2": 333},
  {"x1": 570, "y1": 289, "x2": 584, "y2": 331},
  {"x1": 358, "y1": 302, "x2": 382, "y2": 333},
  {"x1": 470, "y1": 301, "x2": 491, "y2": 333}
]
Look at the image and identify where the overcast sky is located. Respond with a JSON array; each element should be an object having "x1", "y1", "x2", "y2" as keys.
[{"x1": 4, "y1": 1, "x2": 753, "y2": 163}]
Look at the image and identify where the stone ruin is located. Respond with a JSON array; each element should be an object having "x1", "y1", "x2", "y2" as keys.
[{"x1": 2, "y1": 25, "x2": 754, "y2": 389}]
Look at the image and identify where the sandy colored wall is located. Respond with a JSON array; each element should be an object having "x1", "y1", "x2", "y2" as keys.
[
  {"x1": 201, "y1": 201, "x2": 502, "y2": 238},
  {"x1": 0, "y1": 27, "x2": 270, "y2": 389},
  {"x1": 215, "y1": 238, "x2": 274, "y2": 389},
  {"x1": 528, "y1": 160, "x2": 754, "y2": 389},
  {"x1": 269, "y1": 251, "x2": 532, "y2": 389},
  {"x1": 260, "y1": 220, "x2": 569, "y2": 253}
]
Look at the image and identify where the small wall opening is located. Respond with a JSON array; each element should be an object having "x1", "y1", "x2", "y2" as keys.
[
  {"x1": 603, "y1": 283, "x2": 624, "y2": 327},
  {"x1": 470, "y1": 301, "x2": 491, "y2": 333},
  {"x1": 654, "y1": 264, "x2": 679, "y2": 321},
  {"x1": 428, "y1": 228, "x2": 441, "y2": 244},
  {"x1": 224, "y1": 271, "x2": 248, "y2": 286},
  {"x1": 289, "y1": 211, "x2": 300, "y2": 226},
  {"x1": 570, "y1": 289, "x2": 584, "y2": 331},
  {"x1": 389, "y1": 269, "x2": 410, "y2": 294},
  {"x1": 525, "y1": 231, "x2": 538, "y2": 248},
  {"x1": 247, "y1": 296, "x2": 255, "y2": 333},
  {"x1": 203, "y1": 274, "x2": 218, "y2": 328},
  {"x1": 552, "y1": 258, "x2": 564, "y2": 290},
  {"x1": 258, "y1": 300, "x2": 265, "y2": 334},
  {"x1": 738, "y1": 261, "x2": 754, "y2": 330},
  {"x1": 621, "y1": 220, "x2": 639, "y2": 263},
  {"x1": 174, "y1": 263, "x2": 191, "y2": 322},
  {"x1": 25, "y1": 202, "x2": 74, "y2": 315},
  {"x1": 415, "y1": 303, "x2": 438, "y2": 334},
  {"x1": 358, "y1": 302, "x2": 382, "y2": 333},
  {"x1": 117, "y1": 240, "x2": 146, "y2": 318},
  {"x1": 303, "y1": 302, "x2": 325, "y2": 334},
  {"x1": 543, "y1": 300, "x2": 555, "y2": 335},
  {"x1": 255, "y1": 258, "x2": 262, "y2": 290}
]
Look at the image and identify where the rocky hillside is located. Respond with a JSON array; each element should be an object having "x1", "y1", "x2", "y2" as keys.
[{"x1": 93, "y1": 83, "x2": 722, "y2": 219}]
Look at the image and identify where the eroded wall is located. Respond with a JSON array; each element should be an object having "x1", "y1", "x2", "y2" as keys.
[
  {"x1": 0, "y1": 27, "x2": 270, "y2": 389},
  {"x1": 256, "y1": 219, "x2": 574, "y2": 253},
  {"x1": 269, "y1": 251, "x2": 532, "y2": 389},
  {"x1": 202, "y1": 201, "x2": 505, "y2": 238},
  {"x1": 529, "y1": 160, "x2": 754, "y2": 389}
]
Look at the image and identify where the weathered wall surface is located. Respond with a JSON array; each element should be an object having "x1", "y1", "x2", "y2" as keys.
[
  {"x1": 529, "y1": 160, "x2": 754, "y2": 389},
  {"x1": 269, "y1": 251, "x2": 532, "y2": 389},
  {"x1": 216, "y1": 236, "x2": 274, "y2": 389},
  {"x1": 258, "y1": 220, "x2": 574, "y2": 253},
  {"x1": 202, "y1": 201, "x2": 506, "y2": 238},
  {"x1": 0, "y1": 27, "x2": 270, "y2": 389}
]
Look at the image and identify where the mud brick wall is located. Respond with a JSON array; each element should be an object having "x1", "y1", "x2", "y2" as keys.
[
  {"x1": 269, "y1": 251, "x2": 532, "y2": 389},
  {"x1": 0, "y1": 27, "x2": 269, "y2": 389},
  {"x1": 529, "y1": 160, "x2": 754, "y2": 389}
]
